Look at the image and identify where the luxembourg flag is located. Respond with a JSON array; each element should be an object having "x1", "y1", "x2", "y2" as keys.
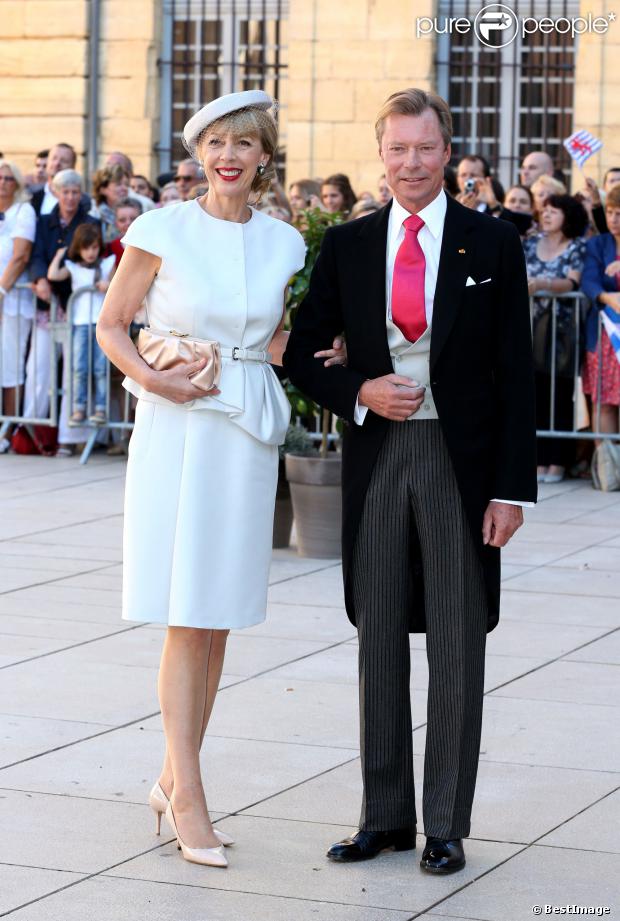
[
  {"x1": 563, "y1": 130, "x2": 603, "y2": 168},
  {"x1": 601, "y1": 306, "x2": 620, "y2": 367}
]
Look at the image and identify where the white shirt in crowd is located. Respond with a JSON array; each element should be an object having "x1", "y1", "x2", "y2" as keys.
[
  {"x1": 39, "y1": 182, "x2": 59, "y2": 216},
  {"x1": 355, "y1": 188, "x2": 533, "y2": 508},
  {"x1": 64, "y1": 254, "x2": 116, "y2": 325},
  {"x1": 0, "y1": 200, "x2": 37, "y2": 318}
]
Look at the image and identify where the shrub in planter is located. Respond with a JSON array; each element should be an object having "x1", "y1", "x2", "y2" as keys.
[{"x1": 273, "y1": 425, "x2": 314, "y2": 548}]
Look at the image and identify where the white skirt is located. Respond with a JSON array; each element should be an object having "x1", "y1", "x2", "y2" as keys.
[{"x1": 122, "y1": 400, "x2": 278, "y2": 629}]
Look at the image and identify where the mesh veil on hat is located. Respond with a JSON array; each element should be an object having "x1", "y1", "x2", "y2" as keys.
[{"x1": 182, "y1": 90, "x2": 276, "y2": 158}]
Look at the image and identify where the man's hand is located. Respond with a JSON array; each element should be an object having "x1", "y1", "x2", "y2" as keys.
[
  {"x1": 359, "y1": 374, "x2": 426, "y2": 421},
  {"x1": 482, "y1": 501, "x2": 524, "y2": 548},
  {"x1": 456, "y1": 190, "x2": 479, "y2": 210},
  {"x1": 314, "y1": 335, "x2": 347, "y2": 367}
]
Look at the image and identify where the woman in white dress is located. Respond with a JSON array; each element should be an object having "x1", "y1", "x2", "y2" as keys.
[{"x1": 97, "y1": 91, "x2": 344, "y2": 868}]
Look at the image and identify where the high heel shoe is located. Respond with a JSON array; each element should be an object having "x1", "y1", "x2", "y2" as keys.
[
  {"x1": 148, "y1": 781, "x2": 235, "y2": 846},
  {"x1": 164, "y1": 802, "x2": 228, "y2": 868}
]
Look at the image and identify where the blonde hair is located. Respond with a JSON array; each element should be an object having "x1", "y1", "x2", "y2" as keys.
[
  {"x1": 194, "y1": 106, "x2": 278, "y2": 200},
  {"x1": 531, "y1": 175, "x2": 566, "y2": 198},
  {"x1": 375, "y1": 88, "x2": 452, "y2": 148},
  {"x1": 0, "y1": 159, "x2": 30, "y2": 203}
]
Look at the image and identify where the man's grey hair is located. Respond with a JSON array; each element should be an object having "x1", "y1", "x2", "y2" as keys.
[
  {"x1": 51, "y1": 168, "x2": 83, "y2": 192},
  {"x1": 178, "y1": 158, "x2": 204, "y2": 177}
]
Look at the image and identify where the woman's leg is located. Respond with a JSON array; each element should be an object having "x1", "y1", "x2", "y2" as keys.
[
  {"x1": 158, "y1": 630, "x2": 229, "y2": 798},
  {"x1": 158, "y1": 626, "x2": 220, "y2": 848},
  {"x1": 587, "y1": 403, "x2": 620, "y2": 447}
]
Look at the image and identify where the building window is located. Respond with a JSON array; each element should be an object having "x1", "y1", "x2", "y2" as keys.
[
  {"x1": 436, "y1": 1, "x2": 578, "y2": 189},
  {"x1": 159, "y1": 0, "x2": 288, "y2": 171}
]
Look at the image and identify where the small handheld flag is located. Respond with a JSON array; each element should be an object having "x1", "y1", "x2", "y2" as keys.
[
  {"x1": 563, "y1": 130, "x2": 603, "y2": 169},
  {"x1": 601, "y1": 306, "x2": 620, "y2": 368}
]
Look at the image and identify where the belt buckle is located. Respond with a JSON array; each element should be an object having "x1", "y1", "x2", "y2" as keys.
[{"x1": 232, "y1": 346, "x2": 240, "y2": 360}]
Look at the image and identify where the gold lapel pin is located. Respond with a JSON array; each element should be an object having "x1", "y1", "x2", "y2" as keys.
[{"x1": 458, "y1": 248, "x2": 466, "y2": 254}]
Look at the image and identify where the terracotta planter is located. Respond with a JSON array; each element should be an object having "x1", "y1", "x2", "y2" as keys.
[
  {"x1": 273, "y1": 460, "x2": 293, "y2": 548},
  {"x1": 285, "y1": 453, "x2": 342, "y2": 558}
]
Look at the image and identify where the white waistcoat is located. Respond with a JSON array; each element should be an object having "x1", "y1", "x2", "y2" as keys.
[{"x1": 387, "y1": 318, "x2": 438, "y2": 420}]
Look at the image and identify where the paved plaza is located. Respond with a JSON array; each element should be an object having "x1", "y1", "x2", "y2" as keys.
[{"x1": 0, "y1": 453, "x2": 619, "y2": 920}]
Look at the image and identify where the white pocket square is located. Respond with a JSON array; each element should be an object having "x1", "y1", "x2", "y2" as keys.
[{"x1": 465, "y1": 276, "x2": 492, "y2": 287}]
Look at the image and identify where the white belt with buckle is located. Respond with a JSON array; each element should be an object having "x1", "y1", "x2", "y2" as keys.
[{"x1": 221, "y1": 346, "x2": 272, "y2": 363}]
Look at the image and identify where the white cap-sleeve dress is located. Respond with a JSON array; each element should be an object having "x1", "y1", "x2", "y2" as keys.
[{"x1": 120, "y1": 200, "x2": 306, "y2": 629}]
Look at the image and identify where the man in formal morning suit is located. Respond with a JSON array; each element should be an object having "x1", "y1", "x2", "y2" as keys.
[{"x1": 284, "y1": 89, "x2": 537, "y2": 874}]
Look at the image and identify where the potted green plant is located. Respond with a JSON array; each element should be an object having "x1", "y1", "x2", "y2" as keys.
[
  {"x1": 273, "y1": 424, "x2": 314, "y2": 548},
  {"x1": 282, "y1": 207, "x2": 346, "y2": 558}
]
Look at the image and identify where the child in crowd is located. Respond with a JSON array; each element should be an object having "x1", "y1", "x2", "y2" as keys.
[
  {"x1": 106, "y1": 197, "x2": 142, "y2": 266},
  {"x1": 47, "y1": 223, "x2": 116, "y2": 425}
]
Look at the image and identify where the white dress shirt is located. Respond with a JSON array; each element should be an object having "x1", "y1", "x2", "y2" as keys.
[
  {"x1": 40, "y1": 182, "x2": 58, "y2": 216},
  {"x1": 354, "y1": 188, "x2": 534, "y2": 508}
]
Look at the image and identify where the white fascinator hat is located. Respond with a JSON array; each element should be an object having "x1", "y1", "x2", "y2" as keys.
[{"x1": 182, "y1": 90, "x2": 277, "y2": 159}]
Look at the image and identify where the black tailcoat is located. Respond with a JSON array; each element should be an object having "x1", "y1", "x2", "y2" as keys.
[{"x1": 284, "y1": 195, "x2": 537, "y2": 632}]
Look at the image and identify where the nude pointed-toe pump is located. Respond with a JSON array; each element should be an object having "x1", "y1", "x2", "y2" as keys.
[
  {"x1": 165, "y1": 802, "x2": 228, "y2": 868},
  {"x1": 148, "y1": 780, "x2": 235, "y2": 846}
]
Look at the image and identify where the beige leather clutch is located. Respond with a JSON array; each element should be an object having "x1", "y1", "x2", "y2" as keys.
[{"x1": 137, "y1": 327, "x2": 222, "y2": 392}]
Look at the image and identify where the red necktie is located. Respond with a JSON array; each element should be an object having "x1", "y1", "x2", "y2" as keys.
[{"x1": 391, "y1": 213, "x2": 427, "y2": 343}]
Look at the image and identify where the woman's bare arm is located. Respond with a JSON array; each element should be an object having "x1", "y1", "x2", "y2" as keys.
[
  {"x1": 96, "y1": 246, "x2": 215, "y2": 404},
  {"x1": 0, "y1": 238, "x2": 32, "y2": 292},
  {"x1": 47, "y1": 247, "x2": 70, "y2": 282},
  {"x1": 268, "y1": 292, "x2": 347, "y2": 367}
]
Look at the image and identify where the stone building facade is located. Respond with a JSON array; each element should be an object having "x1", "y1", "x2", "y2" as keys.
[{"x1": 1, "y1": 0, "x2": 618, "y2": 193}]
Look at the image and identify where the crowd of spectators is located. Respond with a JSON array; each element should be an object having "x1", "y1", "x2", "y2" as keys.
[{"x1": 0, "y1": 140, "x2": 619, "y2": 479}]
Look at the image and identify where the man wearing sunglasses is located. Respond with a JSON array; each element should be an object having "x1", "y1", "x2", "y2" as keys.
[{"x1": 174, "y1": 159, "x2": 204, "y2": 200}]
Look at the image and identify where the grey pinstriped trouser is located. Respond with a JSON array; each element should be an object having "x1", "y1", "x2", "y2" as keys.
[{"x1": 352, "y1": 420, "x2": 488, "y2": 839}]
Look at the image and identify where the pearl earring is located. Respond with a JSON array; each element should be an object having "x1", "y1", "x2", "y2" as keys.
[{"x1": 257, "y1": 163, "x2": 266, "y2": 176}]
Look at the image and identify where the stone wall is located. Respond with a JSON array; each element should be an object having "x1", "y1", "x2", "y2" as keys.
[
  {"x1": 0, "y1": 1, "x2": 89, "y2": 175},
  {"x1": 285, "y1": 0, "x2": 434, "y2": 195},
  {"x1": 572, "y1": 2, "x2": 620, "y2": 188},
  {"x1": 0, "y1": 0, "x2": 160, "y2": 182}
]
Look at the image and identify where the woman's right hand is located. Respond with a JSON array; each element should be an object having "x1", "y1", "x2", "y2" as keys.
[{"x1": 145, "y1": 359, "x2": 221, "y2": 403}]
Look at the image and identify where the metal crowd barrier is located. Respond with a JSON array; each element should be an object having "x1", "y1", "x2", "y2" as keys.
[
  {"x1": 0, "y1": 283, "x2": 136, "y2": 464},
  {"x1": 62, "y1": 285, "x2": 135, "y2": 464},
  {"x1": 530, "y1": 291, "x2": 616, "y2": 442},
  {"x1": 1, "y1": 285, "x2": 618, "y2": 465},
  {"x1": 0, "y1": 282, "x2": 58, "y2": 441}
]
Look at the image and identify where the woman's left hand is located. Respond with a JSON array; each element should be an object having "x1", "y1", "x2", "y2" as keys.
[{"x1": 314, "y1": 335, "x2": 347, "y2": 367}]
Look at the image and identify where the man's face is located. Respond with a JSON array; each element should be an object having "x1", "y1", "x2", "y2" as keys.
[
  {"x1": 520, "y1": 153, "x2": 552, "y2": 188},
  {"x1": 56, "y1": 184, "x2": 82, "y2": 213},
  {"x1": 47, "y1": 146, "x2": 74, "y2": 180},
  {"x1": 378, "y1": 176, "x2": 392, "y2": 205},
  {"x1": 175, "y1": 164, "x2": 200, "y2": 200},
  {"x1": 380, "y1": 111, "x2": 450, "y2": 214},
  {"x1": 604, "y1": 170, "x2": 620, "y2": 195},
  {"x1": 456, "y1": 158, "x2": 485, "y2": 194},
  {"x1": 34, "y1": 157, "x2": 47, "y2": 183}
]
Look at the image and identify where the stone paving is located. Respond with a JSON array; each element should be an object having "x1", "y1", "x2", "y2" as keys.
[{"x1": 0, "y1": 453, "x2": 619, "y2": 920}]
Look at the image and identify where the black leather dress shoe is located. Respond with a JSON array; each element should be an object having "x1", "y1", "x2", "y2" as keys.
[
  {"x1": 327, "y1": 827, "x2": 417, "y2": 862},
  {"x1": 420, "y1": 837, "x2": 465, "y2": 873}
]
